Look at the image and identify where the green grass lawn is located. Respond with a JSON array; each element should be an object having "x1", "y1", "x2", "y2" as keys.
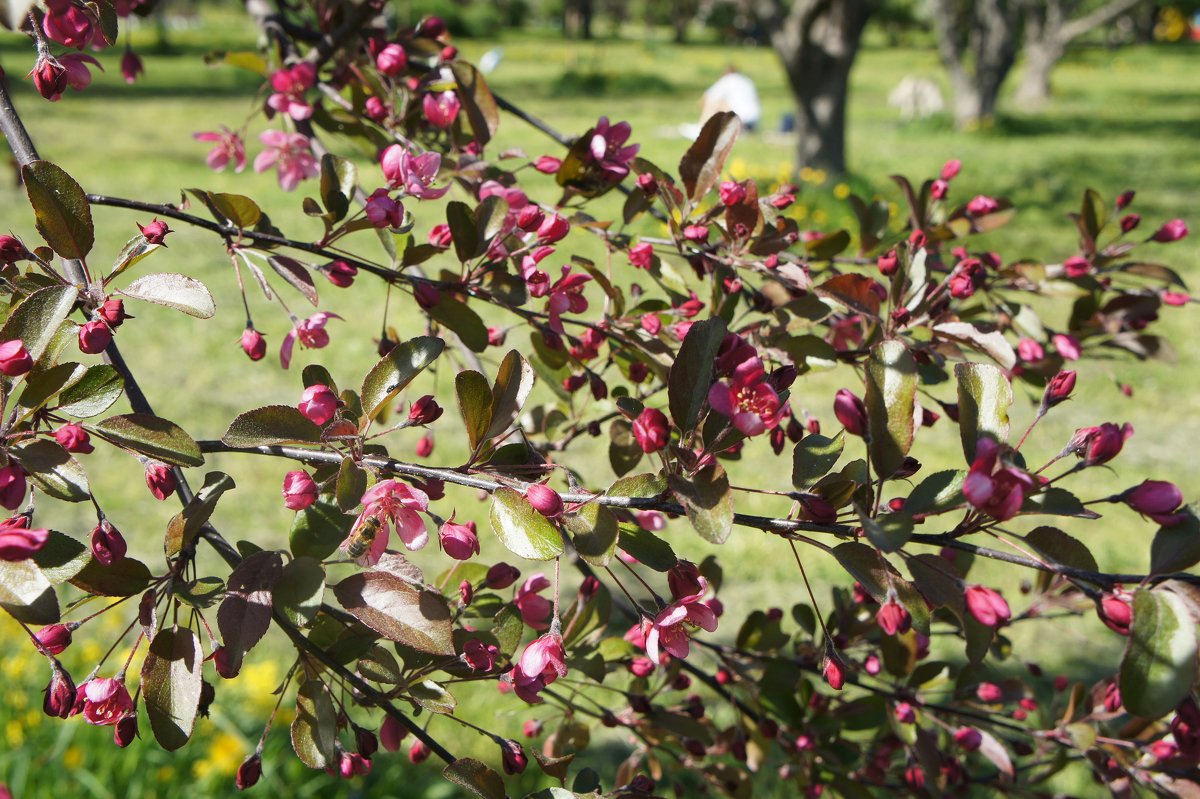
[{"x1": 0, "y1": 12, "x2": 1196, "y2": 797}]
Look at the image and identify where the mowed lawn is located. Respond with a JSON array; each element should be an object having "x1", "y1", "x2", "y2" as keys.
[{"x1": 0, "y1": 13, "x2": 1196, "y2": 797}]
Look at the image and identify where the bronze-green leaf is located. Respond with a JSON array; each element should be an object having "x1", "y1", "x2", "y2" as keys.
[
  {"x1": 0, "y1": 558, "x2": 60, "y2": 624},
  {"x1": 955, "y1": 362, "x2": 1012, "y2": 462},
  {"x1": 456, "y1": 370, "x2": 493, "y2": 451},
  {"x1": 792, "y1": 432, "x2": 844, "y2": 489},
  {"x1": 140, "y1": 626, "x2": 203, "y2": 751},
  {"x1": 864, "y1": 340, "x2": 917, "y2": 479},
  {"x1": 69, "y1": 555, "x2": 152, "y2": 597},
  {"x1": 119, "y1": 273, "x2": 216, "y2": 319},
  {"x1": 564, "y1": 503, "x2": 620, "y2": 567},
  {"x1": 292, "y1": 679, "x2": 337, "y2": 769},
  {"x1": 0, "y1": 285, "x2": 78, "y2": 367},
  {"x1": 679, "y1": 111, "x2": 740, "y2": 204},
  {"x1": 360, "y1": 335, "x2": 445, "y2": 422},
  {"x1": 1119, "y1": 588, "x2": 1198, "y2": 718},
  {"x1": 56, "y1": 364, "x2": 124, "y2": 418},
  {"x1": 488, "y1": 486, "x2": 564, "y2": 560},
  {"x1": 10, "y1": 438, "x2": 89, "y2": 502},
  {"x1": 165, "y1": 471, "x2": 236, "y2": 558},
  {"x1": 319, "y1": 154, "x2": 357, "y2": 222},
  {"x1": 332, "y1": 571, "x2": 454, "y2": 655},
  {"x1": 22, "y1": 160, "x2": 93, "y2": 259},
  {"x1": 669, "y1": 464, "x2": 733, "y2": 544},
  {"x1": 217, "y1": 550, "x2": 283, "y2": 674},
  {"x1": 668, "y1": 316, "x2": 727, "y2": 434},
  {"x1": 485, "y1": 350, "x2": 535, "y2": 441},
  {"x1": 221, "y1": 405, "x2": 323, "y2": 447},
  {"x1": 443, "y1": 758, "x2": 506, "y2": 799},
  {"x1": 93, "y1": 413, "x2": 203, "y2": 467},
  {"x1": 273, "y1": 557, "x2": 325, "y2": 627}
]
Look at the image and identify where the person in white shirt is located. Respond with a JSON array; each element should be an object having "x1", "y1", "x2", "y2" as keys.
[{"x1": 700, "y1": 67, "x2": 762, "y2": 132}]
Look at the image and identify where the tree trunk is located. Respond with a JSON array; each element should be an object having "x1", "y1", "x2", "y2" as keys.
[
  {"x1": 1015, "y1": 36, "x2": 1063, "y2": 104},
  {"x1": 758, "y1": 0, "x2": 870, "y2": 176},
  {"x1": 930, "y1": 0, "x2": 1019, "y2": 129}
]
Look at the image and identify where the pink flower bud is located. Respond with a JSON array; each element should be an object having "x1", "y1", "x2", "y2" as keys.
[
  {"x1": 121, "y1": 49, "x2": 143, "y2": 84},
  {"x1": 1124, "y1": 480, "x2": 1184, "y2": 520},
  {"x1": 486, "y1": 562, "x2": 520, "y2": 589},
  {"x1": 1042, "y1": 370, "x2": 1076, "y2": 408},
  {"x1": 632, "y1": 407, "x2": 670, "y2": 453},
  {"x1": 439, "y1": 516, "x2": 480, "y2": 560},
  {"x1": 976, "y1": 682, "x2": 1003, "y2": 703},
  {"x1": 54, "y1": 424, "x2": 93, "y2": 454},
  {"x1": 1103, "y1": 682, "x2": 1122, "y2": 713},
  {"x1": 668, "y1": 561, "x2": 705, "y2": 601},
  {"x1": 954, "y1": 727, "x2": 982, "y2": 751},
  {"x1": 463, "y1": 638, "x2": 498, "y2": 671},
  {"x1": 90, "y1": 520, "x2": 126, "y2": 565},
  {"x1": 407, "y1": 395, "x2": 443, "y2": 426},
  {"x1": 241, "y1": 327, "x2": 266, "y2": 361},
  {"x1": 864, "y1": 654, "x2": 881, "y2": 675},
  {"x1": 138, "y1": 219, "x2": 172, "y2": 245},
  {"x1": 458, "y1": 579, "x2": 473, "y2": 606},
  {"x1": 0, "y1": 466, "x2": 27, "y2": 511},
  {"x1": 376, "y1": 43, "x2": 407, "y2": 76},
  {"x1": 212, "y1": 645, "x2": 239, "y2": 679},
  {"x1": 877, "y1": 249, "x2": 899, "y2": 276},
  {"x1": 114, "y1": 712, "x2": 138, "y2": 747},
  {"x1": 408, "y1": 739, "x2": 430, "y2": 764},
  {"x1": 1151, "y1": 218, "x2": 1188, "y2": 243},
  {"x1": 364, "y1": 188, "x2": 404, "y2": 228},
  {"x1": 322, "y1": 260, "x2": 357, "y2": 288},
  {"x1": 282, "y1": 471, "x2": 318, "y2": 511},
  {"x1": 833, "y1": 389, "x2": 868, "y2": 436},
  {"x1": 380, "y1": 715, "x2": 409, "y2": 752},
  {"x1": 964, "y1": 585, "x2": 1011, "y2": 628},
  {"x1": 415, "y1": 434, "x2": 434, "y2": 458},
  {"x1": 1017, "y1": 338, "x2": 1044, "y2": 362},
  {"x1": 236, "y1": 753, "x2": 262, "y2": 790},
  {"x1": 516, "y1": 205, "x2": 545, "y2": 232},
  {"x1": 0, "y1": 517, "x2": 44, "y2": 560},
  {"x1": 1052, "y1": 333, "x2": 1081, "y2": 361},
  {"x1": 428, "y1": 223, "x2": 453, "y2": 249},
  {"x1": 525, "y1": 483, "x2": 564, "y2": 518},
  {"x1": 719, "y1": 180, "x2": 746, "y2": 206},
  {"x1": 98, "y1": 299, "x2": 129, "y2": 328},
  {"x1": 0, "y1": 340, "x2": 33, "y2": 377},
  {"x1": 966, "y1": 195, "x2": 999, "y2": 216},
  {"x1": 31, "y1": 57, "x2": 68, "y2": 102},
  {"x1": 822, "y1": 654, "x2": 845, "y2": 690},
  {"x1": 0, "y1": 236, "x2": 28, "y2": 263},
  {"x1": 1063, "y1": 256, "x2": 1090, "y2": 278},
  {"x1": 537, "y1": 213, "x2": 570, "y2": 244},
  {"x1": 876, "y1": 599, "x2": 911, "y2": 636},
  {"x1": 894, "y1": 701, "x2": 916, "y2": 724},
  {"x1": 1098, "y1": 592, "x2": 1133, "y2": 635},
  {"x1": 930, "y1": 179, "x2": 949, "y2": 200},
  {"x1": 298, "y1": 384, "x2": 338, "y2": 426},
  {"x1": 1116, "y1": 190, "x2": 1135, "y2": 210},
  {"x1": 683, "y1": 224, "x2": 709, "y2": 243},
  {"x1": 145, "y1": 462, "x2": 177, "y2": 501},
  {"x1": 78, "y1": 320, "x2": 112, "y2": 354},
  {"x1": 35, "y1": 624, "x2": 72, "y2": 655},
  {"x1": 1069, "y1": 422, "x2": 1133, "y2": 466},
  {"x1": 523, "y1": 719, "x2": 543, "y2": 738},
  {"x1": 941, "y1": 159, "x2": 962, "y2": 180},
  {"x1": 500, "y1": 739, "x2": 527, "y2": 775},
  {"x1": 533, "y1": 155, "x2": 562, "y2": 174},
  {"x1": 1120, "y1": 213, "x2": 1141, "y2": 233},
  {"x1": 628, "y1": 242, "x2": 654, "y2": 269},
  {"x1": 43, "y1": 663, "x2": 75, "y2": 718},
  {"x1": 487, "y1": 326, "x2": 507, "y2": 347}
]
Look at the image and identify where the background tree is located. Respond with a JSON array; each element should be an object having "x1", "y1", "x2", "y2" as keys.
[{"x1": 929, "y1": 0, "x2": 1022, "y2": 128}]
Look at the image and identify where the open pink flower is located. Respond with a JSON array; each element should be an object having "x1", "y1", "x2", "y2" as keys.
[
  {"x1": 545, "y1": 266, "x2": 590, "y2": 333},
  {"x1": 254, "y1": 130, "x2": 319, "y2": 192},
  {"x1": 193, "y1": 126, "x2": 246, "y2": 173},
  {"x1": 266, "y1": 62, "x2": 316, "y2": 121},
  {"x1": 645, "y1": 578, "x2": 718, "y2": 663},
  {"x1": 80, "y1": 677, "x2": 133, "y2": 726},
  {"x1": 585, "y1": 117, "x2": 639, "y2": 183},
  {"x1": 43, "y1": 0, "x2": 95, "y2": 49},
  {"x1": 515, "y1": 574, "x2": 552, "y2": 630},
  {"x1": 706, "y1": 344, "x2": 782, "y2": 437},
  {"x1": 511, "y1": 633, "x2": 567, "y2": 704},
  {"x1": 381, "y1": 145, "x2": 450, "y2": 199},
  {"x1": 280, "y1": 311, "x2": 342, "y2": 369},
  {"x1": 962, "y1": 438, "x2": 1035, "y2": 522},
  {"x1": 340, "y1": 480, "x2": 430, "y2": 566}
]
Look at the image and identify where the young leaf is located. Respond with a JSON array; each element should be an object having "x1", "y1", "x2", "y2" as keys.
[
  {"x1": 860, "y1": 510, "x2": 913, "y2": 553},
  {"x1": 222, "y1": 405, "x2": 323, "y2": 447},
  {"x1": 669, "y1": 464, "x2": 733, "y2": 545},
  {"x1": 0, "y1": 559, "x2": 60, "y2": 624},
  {"x1": 456, "y1": 370, "x2": 493, "y2": 451},
  {"x1": 0, "y1": 285, "x2": 79, "y2": 366},
  {"x1": 679, "y1": 111, "x2": 740, "y2": 204},
  {"x1": 10, "y1": 438, "x2": 89, "y2": 502},
  {"x1": 792, "y1": 432, "x2": 844, "y2": 489},
  {"x1": 55, "y1": 363, "x2": 123, "y2": 418},
  {"x1": 485, "y1": 350, "x2": 535, "y2": 441},
  {"x1": 22, "y1": 160, "x2": 93, "y2": 259},
  {"x1": 165, "y1": 471, "x2": 236, "y2": 558},
  {"x1": 69, "y1": 555, "x2": 153, "y2": 597},
  {"x1": 1150, "y1": 512, "x2": 1200, "y2": 574},
  {"x1": 319, "y1": 154, "x2": 357, "y2": 222},
  {"x1": 864, "y1": 340, "x2": 917, "y2": 479},
  {"x1": 209, "y1": 193, "x2": 262, "y2": 229},
  {"x1": 428, "y1": 295, "x2": 488, "y2": 353},
  {"x1": 1119, "y1": 588, "x2": 1198, "y2": 718},
  {"x1": 563, "y1": 503, "x2": 620, "y2": 567},
  {"x1": 140, "y1": 626, "x2": 203, "y2": 751},
  {"x1": 333, "y1": 571, "x2": 454, "y2": 655},
  {"x1": 217, "y1": 550, "x2": 283, "y2": 675},
  {"x1": 617, "y1": 526, "x2": 677, "y2": 572},
  {"x1": 443, "y1": 758, "x2": 507, "y2": 799},
  {"x1": 668, "y1": 317, "x2": 727, "y2": 434},
  {"x1": 488, "y1": 487, "x2": 564, "y2": 560},
  {"x1": 93, "y1": 413, "x2": 204, "y2": 467},
  {"x1": 290, "y1": 502, "x2": 352, "y2": 561},
  {"x1": 292, "y1": 679, "x2": 337, "y2": 769},
  {"x1": 359, "y1": 336, "x2": 444, "y2": 423},
  {"x1": 955, "y1": 362, "x2": 1013, "y2": 462},
  {"x1": 119, "y1": 273, "x2": 216, "y2": 319},
  {"x1": 273, "y1": 557, "x2": 325, "y2": 627}
]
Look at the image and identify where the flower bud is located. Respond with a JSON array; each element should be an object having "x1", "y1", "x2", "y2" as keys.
[
  {"x1": 822, "y1": 654, "x2": 845, "y2": 691},
  {"x1": 439, "y1": 516, "x2": 480, "y2": 560},
  {"x1": 414, "y1": 283, "x2": 440, "y2": 309},
  {"x1": 138, "y1": 219, "x2": 172, "y2": 245},
  {"x1": 1122, "y1": 480, "x2": 1184, "y2": 523},
  {"x1": 43, "y1": 662, "x2": 75, "y2": 718},
  {"x1": 964, "y1": 584, "x2": 1011, "y2": 629},
  {"x1": 375, "y1": 43, "x2": 407, "y2": 76},
  {"x1": 522, "y1": 719, "x2": 543, "y2": 738},
  {"x1": 487, "y1": 327, "x2": 507, "y2": 347},
  {"x1": 145, "y1": 462, "x2": 177, "y2": 501},
  {"x1": 632, "y1": 407, "x2": 670, "y2": 453},
  {"x1": 877, "y1": 249, "x2": 899, "y2": 276},
  {"x1": 941, "y1": 159, "x2": 962, "y2": 180},
  {"x1": 1042, "y1": 370, "x2": 1076, "y2": 409},
  {"x1": 323, "y1": 260, "x2": 357, "y2": 288},
  {"x1": 54, "y1": 423, "x2": 94, "y2": 454},
  {"x1": 90, "y1": 519, "x2": 127, "y2": 565},
  {"x1": 629, "y1": 656, "x2": 655, "y2": 678},
  {"x1": 525, "y1": 483, "x2": 564, "y2": 518},
  {"x1": 415, "y1": 434, "x2": 434, "y2": 458},
  {"x1": 1151, "y1": 218, "x2": 1188, "y2": 243},
  {"x1": 486, "y1": 562, "x2": 520, "y2": 589},
  {"x1": 954, "y1": 727, "x2": 982, "y2": 751},
  {"x1": 1103, "y1": 682, "x2": 1122, "y2": 713},
  {"x1": 533, "y1": 155, "x2": 562, "y2": 174},
  {"x1": 407, "y1": 395, "x2": 443, "y2": 426},
  {"x1": 0, "y1": 516, "x2": 44, "y2": 560},
  {"x1": 1098, "y1": 592, "x2": 1133, "y2": 635},
  {"x1": 35, "y1": 624, "x2": 72, "y2": 655},
  {"x1": 833, "y1": 389, "x2": 867, "y2": 437},
  {"x1": 628, "y1": 242, "x2": 654, "y2": 269},
  {"x1": 894, "y1": 701, "x2": 916, "y2": 724},
  {"x1": 0, "y1": 340, "x2": 33, "y2": 376},
  {"x1": 380, "y1": 715, "x2": 408, "y2": 752},
  {"x1": 930, "y1": 178, "x2": 948, "y2": 200},
  {"x1": 537, "y1": 213, "x2": 570, "y2": 244},
  {"x1": 516, "y1": 205, "x2": 544, "y2": 232},
  {"x1": 1120, "y1": 213, "x2": 1141, "y2": 233},
  {"x1": 459, "y1": 579, "x2": 473, "y2": 606},
  {"x1": 241, "y1": 327, "x2": 266, "y2": 361},
  {"x1": 0, "y1": 236, "x2": 28, "y2": 263},
  {"x1": 78, "y1": 320, "x2": 112, "y2": 354},
  {"x1": 213, "y1": 645, "x2": 239, "y2": 679},
  {"x1": 428, "y1": 223, "x2": 453, "y2": 249},
  {"x1": 408, "y1": 739, "x2": 430, "y2": 764},
  {"x1": 875, "y1": 599, "x2": 911, "y2": 636},
  {"x1": 976, "y1": 682, "x2": 1003, "y2": 703},
  {"x1": 31, "y1": 57, "x2": 68, "y2": 102},
  {"x1": 298, "y1": 384, "x2": 338, "y2": 426},
  {"x1": 719, "y1": 180, "x2": 746, "y2": 206},
  {"x1": 98, "y1": 299, "x2": 130, "y2": 328},
  {"x1": 121, "y1": 49, "x2": 143, "y2": 85},
  {"x1": 114, "y1": 712, "x2": 138, "y2": 748},
  {"x1": 966, "y1": 195, "x2": 999, "y2": 216},
  {"x1": 236, "y1": 753, "x2": 262, "y2": 790},
  {"x1": 668, "y1": 561, "x2": 705, "y2": 601},
  {"x1": 463, "y1": 638, "x2": 498, "y2": 671},
  {"x1": 500, "y1": 739, "x2": 527, "y2": 775},
  {"x1": 282, "y1": 470, "x2": 318, "y2": 511}
]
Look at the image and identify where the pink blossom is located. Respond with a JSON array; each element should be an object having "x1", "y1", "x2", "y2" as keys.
[
  {"x1": 364, "y1": 188, "x2": 404, "y2": 228},
  {"x1": 1016, "y1": 338, "x2": 1044, "y2": 362},
  {"x1": 80, "y1": 677, "x2": 133, "y2": 726},
  {"x1": 706, "y1": 341, "x2": 783, "y2": 436},
  {"x1": 340, "y1": 480, "x2": 430, "y2": 565},
  {"x1": 1052, "y1": 333, "x2": 1081, "y2": 361},
  {"x1": 380, "y1": 145, "x2": 450, "y2": 200},
  {"x1": 512, "y1": 633, "x2": 567, "y2": 704},
  {"x1": 966, "y1": 195, "x2": 999, "y2": 216},
  {"x1": 964, "y1": 585, "x2": 1011, "y2": 628},
  {"x1": 0, "y1": 517, "x2": 48, "y2": 561},
  {"x1": 193, "y1": 127, "x2": 246, "y2": 173},
  {"x1": 515, "y1": 574, "x2": 552, "y2": 630},
  {"x1": 1067, "y1": 422, "x2": 1133, "y2": 466},
  {"x1": 254, "y1": 130, "x2": 319, "y2": 191},
  {"x1": 962, "y1": 438, "x2": 1035, "y2": 522},
  {"x1": 628, "y1": 242, "x2": 654, "y2": 269},
  {"x1": 463, "y1": 639, "x2": 498, "y2": 671},
  {"x1": 266, "y1": 62, "x2": 316, "y2": 121},
  {"x1": 422, "y1": 90, "x2": 461, "y2": 128},
  {"x1": 645, "y1": 580, "x2": 718, "y2": 663},
  {"x1": 1123, "y1": 480, "x2": 1187, "y2": 526},
  {"x1": 438, "y1": 514, "x2": 480, "y2": 560},
  {"x1": 121, "y1": 48, "x2": 143, "y2": 84},
  {"x1": 43, "y1": 0, "x2": 95, "y2": 49},
  {"x1": 280, "y1": 312, "x2": 341, "y2": 369},
  {"x1": 585, "y1": 116, "x2": 639, "y2": 183},
  {"x1": 635, "y1": 510, "x2": 666, "y2": 531},
  {"x1": 545, "y1": 266, "x2": 590, "y2": 334}
]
